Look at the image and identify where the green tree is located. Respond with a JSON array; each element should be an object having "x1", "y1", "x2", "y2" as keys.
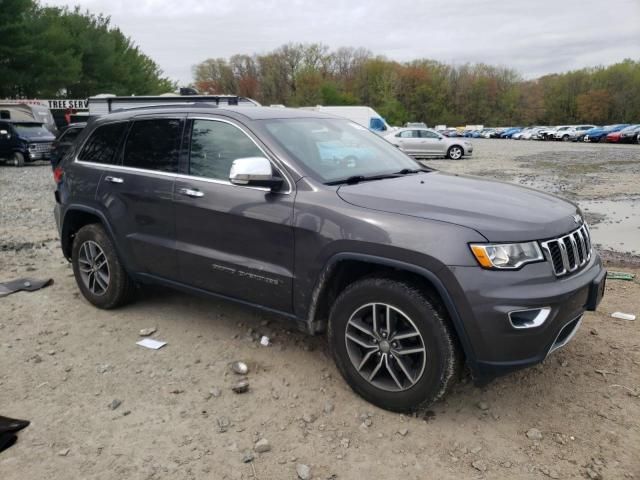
[{"x1": 0, "y1": 1, "x2": 175, "y2": 99}]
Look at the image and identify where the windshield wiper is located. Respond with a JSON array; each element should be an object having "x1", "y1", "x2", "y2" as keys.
[
  {"x1": 395, "y1": 168, "x2": 424, "y2": 174},
  {"x1": 325, "y1": 173, "x2": 402, "y2": 186}
]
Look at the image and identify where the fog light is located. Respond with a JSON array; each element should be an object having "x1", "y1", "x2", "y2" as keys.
[{"x1": 508, "y1": 307, "x2": 551, "y2": 329}]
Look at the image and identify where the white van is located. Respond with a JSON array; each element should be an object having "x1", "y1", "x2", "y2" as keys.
[{"x1": 301, "y1": 106, "x2": 395, "y2": 134}]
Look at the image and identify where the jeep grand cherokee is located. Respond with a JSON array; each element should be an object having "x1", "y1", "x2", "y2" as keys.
[{"x1": 53, "y1": 106, "x2": 606, "y2": 412}]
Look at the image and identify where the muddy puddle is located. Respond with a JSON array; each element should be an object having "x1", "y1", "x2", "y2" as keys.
[{"x1": 578, "y1": 198, "x2": 640, "y2": 254}]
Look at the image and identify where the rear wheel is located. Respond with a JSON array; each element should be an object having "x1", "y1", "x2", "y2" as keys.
[
  {"x1": 446, "y1": 146, "x2": 463, "y2": 160},
  {"x1": 72, "y1": 224, "x2": 135, "y2": 309},
  {"x1": 11, "y1": 152, "x2": 25, "y2": 167},
  {"x1": 328, "y1": 277, "x2": 460, "y2": 412}
]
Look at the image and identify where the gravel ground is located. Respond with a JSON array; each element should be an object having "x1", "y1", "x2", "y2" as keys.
[{"x1": 1, "y1": 140, "x2": 639, "y2": 479}]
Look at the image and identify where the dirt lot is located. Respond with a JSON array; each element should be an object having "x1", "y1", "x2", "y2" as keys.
[{"x1": 1, "y1": 139, "x2": 639, "y2": 479}]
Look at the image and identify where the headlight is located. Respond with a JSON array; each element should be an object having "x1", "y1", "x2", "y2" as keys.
[{"x1": 470, "y1": 241, "x2": 543, "y2": 269}]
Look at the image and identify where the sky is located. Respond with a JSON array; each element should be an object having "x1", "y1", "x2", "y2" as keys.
[{"x1": 44, "y1": 0, "x2": 640, "y2": 86}]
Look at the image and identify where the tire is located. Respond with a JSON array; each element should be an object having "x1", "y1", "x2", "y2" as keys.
[
  {"x1": 71, "y1": 223, "x2": 135, "y2": 309},
  {"x1": 562, "y1": 135, "x2": 570, "y2": 142},
  {"x1": 328, "y1": 277, "x2": 461, "y2": 412},
  {"x1": 11, "y1": 152, "x2": 25, "y2": 167},
  {"x1": 446, "y1": 145, "x2": 464, "y2": 160}
]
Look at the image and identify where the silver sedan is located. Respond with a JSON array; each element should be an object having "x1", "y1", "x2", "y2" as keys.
[{"x1": 384, "y1": 128, "x2": 473, "y2": 160}]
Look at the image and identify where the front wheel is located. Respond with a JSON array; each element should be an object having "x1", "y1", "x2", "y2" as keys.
[
  {"x1": 11, "y1": 152, "x2": 25, "y2": 167},
  {"x1": 328, "y1": 277, "x2": 460, "y2": 412},
  {"x1": 447, "y1": 146, "x2": 464, "y2": 160}
]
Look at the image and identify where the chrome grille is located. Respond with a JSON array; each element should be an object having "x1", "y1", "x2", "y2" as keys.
[
  {"x1": 29, "y1": 142, "x2": 52, "y2": 153},
  {"x1": 541, "y1": 224, "x2": 592, "y2": 276}
]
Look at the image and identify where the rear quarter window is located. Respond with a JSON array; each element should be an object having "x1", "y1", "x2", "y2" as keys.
[{"x1": 78, "y1": 122, "x2": 128, "y2": 164}]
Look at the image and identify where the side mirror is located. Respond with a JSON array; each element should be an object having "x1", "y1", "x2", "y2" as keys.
[{"x1": 229, "y1": 157, "x2": 283, "y2": 190}]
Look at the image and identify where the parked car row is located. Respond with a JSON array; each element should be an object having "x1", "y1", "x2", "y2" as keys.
[{"x1": 456, "y1": 124, "x2": 640, "y2": 144}]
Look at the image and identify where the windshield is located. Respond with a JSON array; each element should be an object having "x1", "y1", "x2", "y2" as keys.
[
  {"x1": 13, "y1": 123, "x2": 51, "y2": 138},
  {"x1": 260, "y1": 118, "x2": 423, "y2": 183}
]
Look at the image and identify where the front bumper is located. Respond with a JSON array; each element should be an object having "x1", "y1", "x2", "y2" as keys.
[
  {"x1": 449, "y1": 253, "x2": 605, "y2": 382},
  {"x1": 28, "y1": 151, "x2": 51, "y2": 160}
]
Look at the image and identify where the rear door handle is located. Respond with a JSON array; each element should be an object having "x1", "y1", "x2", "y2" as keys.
[
  {"x1": 178, "y1": 187, "x2": 204, "y2": 198},
  {"x1": 104, "y1": 176, "x2": 124, "y2": 184}
]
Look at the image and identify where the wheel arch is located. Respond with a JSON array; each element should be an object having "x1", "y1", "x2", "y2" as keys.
[
  {"x1": 307, "y1": 252, "x2": 476, "y2": 366},
  {"x1": 60, "y1": 205, "x2": 118, "y2": 260}
]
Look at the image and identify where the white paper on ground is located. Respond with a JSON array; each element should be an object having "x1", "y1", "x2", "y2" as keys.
[
  {"x1": 611, "y1": 312, "x2": 636, "y2": 321},
  {"x1": 136, "y1": 338, "x2": 167, "y2": 349}
]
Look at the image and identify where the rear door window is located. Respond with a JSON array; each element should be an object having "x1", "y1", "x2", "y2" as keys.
[
  {"x1": 123, "y1": 118, "x2": 183, "y2": 173},
  {"x1": 78, "y1": 122, "x2": 128, "y2": 165},
  {"x1": 419, "y1": 130, "x2": 440, "y2": 139}
]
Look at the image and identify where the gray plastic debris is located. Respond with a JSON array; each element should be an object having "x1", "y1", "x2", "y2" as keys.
[{"x1": 0, "y1": 278, "x2": 53, "y2": 298}]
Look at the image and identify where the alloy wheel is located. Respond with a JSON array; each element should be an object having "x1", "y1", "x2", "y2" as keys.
[
  {"x1": 78, "y1": 240, "x2": 110, "y2": 296},
  {"x1": 345, "y1": 303, "x2": 427, "y2": 392},
  {"x1": 449, "y1": 147, "x2": 462, "y2": 159}
]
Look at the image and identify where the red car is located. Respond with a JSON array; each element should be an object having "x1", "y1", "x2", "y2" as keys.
[{"x1": 605, "y1": 131, "x2": 622, "y2": 143}]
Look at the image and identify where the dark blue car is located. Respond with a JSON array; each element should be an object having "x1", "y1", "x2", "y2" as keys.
[{"x1": 500, "y1": 127, "x2": 522, "y2": 139}]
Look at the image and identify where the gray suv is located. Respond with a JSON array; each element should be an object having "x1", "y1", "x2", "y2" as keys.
[{"x1": 53, "y1": 106, "x2": 606, "y2": 412}]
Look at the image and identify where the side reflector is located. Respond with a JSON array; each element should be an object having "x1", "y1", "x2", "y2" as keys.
[{"x1": 470, "y1": 245, "x2": 492, "y2": 268}]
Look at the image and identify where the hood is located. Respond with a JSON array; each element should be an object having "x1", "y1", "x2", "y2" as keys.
[
  {"x1": 337, "y1": 172, "x2": 581, "y2": 242},
  {"x1": 20, "y1": 132, "x2": 55, "y2": 142}
]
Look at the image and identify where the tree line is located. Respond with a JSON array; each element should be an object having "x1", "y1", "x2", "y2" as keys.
[
  {"x1": 0, "y1": 0, "x2": 175, "y2": 99},
  {"x1": 193, "y1": 43, "x2": 640, "y2": 127}
]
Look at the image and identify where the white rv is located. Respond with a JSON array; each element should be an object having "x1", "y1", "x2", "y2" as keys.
[
  {"x1": 88, "y1": 94, "x2": 260, "y2": 116},
  {"x1": 0, "y1": 102, "x2": 58, "y2": 134},
  {"x1": 301, "y1": 106, "x2": 395, "y2": 134}
]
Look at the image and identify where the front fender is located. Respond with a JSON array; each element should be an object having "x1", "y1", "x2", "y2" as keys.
[{"x1": 306, "y1": 252, "x2": 478, "y2": 374}]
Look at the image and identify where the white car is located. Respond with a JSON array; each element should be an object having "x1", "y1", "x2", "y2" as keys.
[
  {"x1": 554, "y1": 125, "x2": 596, "y2": 141},
  {"x1": 385, "y1": 128, "x2": 473, "y2": 160},
  {"x1": 538, "y1": 125, "x2": 570, "y2": 140},
  {"x1": 513, "y1": 127, "x2": 538, "y2": 140},
  {"x1": 522, "y1": 127, "x2": 546, "y2": 140}
]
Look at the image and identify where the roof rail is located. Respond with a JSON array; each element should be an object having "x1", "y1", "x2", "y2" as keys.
[{"x1": 110, "y1": 102, "x2": 220, "y2": 113}]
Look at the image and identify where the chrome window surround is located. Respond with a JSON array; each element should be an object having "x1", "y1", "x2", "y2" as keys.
[{"x1": 74, "y1": 116, "x2": 293, "y2": 194}]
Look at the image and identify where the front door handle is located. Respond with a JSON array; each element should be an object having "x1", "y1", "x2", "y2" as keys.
[
  {"x1": 178, "y1": 187, "x2": 204, "y2": 198},
  {"x1": 105, "y1": 176, "x2": 124, "y2": 184}
]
